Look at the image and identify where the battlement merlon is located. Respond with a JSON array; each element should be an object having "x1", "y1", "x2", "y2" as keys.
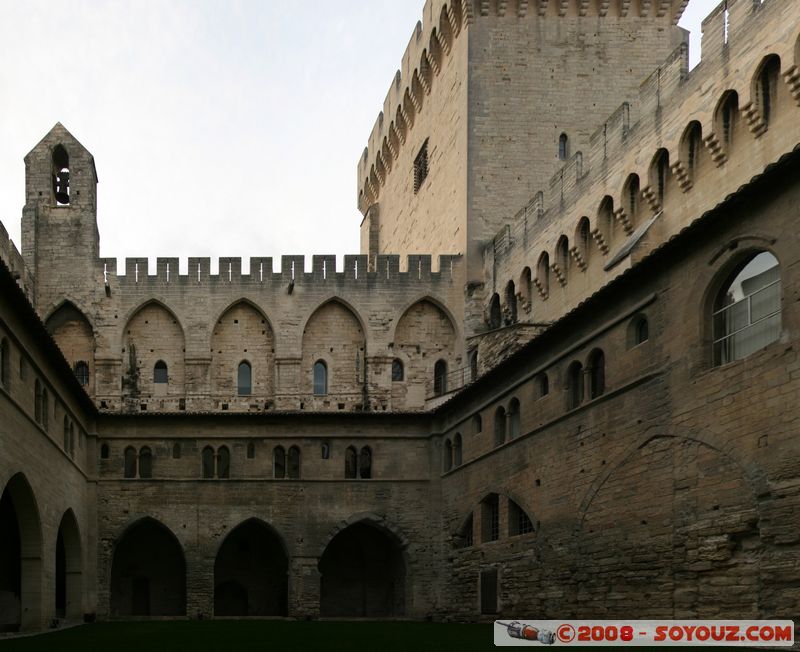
[
  {"x1": 99, "y1": 254, "x2": 463, "y2": 287},
  {"x1": 0, "y1": 221, "x2": 34, "y2": 297},
  {"x1": 355, "y1": 0, "x2": 690, "y2": 215}
]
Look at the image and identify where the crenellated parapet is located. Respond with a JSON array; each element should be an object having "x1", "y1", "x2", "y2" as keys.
[
  {"x1": 74, "y1": 253, "x2": 467, "y2": 415},
  {"x1": 482, "y1": 0, "x2": 800, "y2": 330},
  {"x1": 0, "y1": 221, "x2": 33, "y2": 299},
  {"x1": 356, "y1": 0, "x2": 688, "y2": 214},
  {"x1": 100, "y1": 254, "x2": 461, "y2": 288}
]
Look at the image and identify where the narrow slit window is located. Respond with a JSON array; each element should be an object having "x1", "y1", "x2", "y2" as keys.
[
  {"x1": 313, "y1": 360, "x2": 327, "y2": 396},
  {"x1": 413, "y1": 139, "x2": 429, "y2": 193}
]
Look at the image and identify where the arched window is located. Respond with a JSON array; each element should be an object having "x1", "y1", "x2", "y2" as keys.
[
  {"x1": 443, "y1": 439, "x2": 453, "y2": 472},
  {"x1": 470, "y1": 350, "x2": 479, "y2": 382},
  {"x1": 246, "y1": 442, "x2": 255, "y2": 459},
  {"x1": 537, "y1": 252, "x2": 550, "y2": 297},
  {"x1": 139, "y1": 447, "x2": 153, "y2": 479},
  {"x1": 519, "y1": 267, "x2": 532, "y2": 308},
  {"x1": 69, "y1": 422, "x2": 75, "y2": 457},
  {"x1": 202, "y1": 446, "x2": 215, "y2": 479},
  {"x1": 587, "y1": 349, "x2": 605, "y2": 399},
  {"x1": 623, "y1": 175, "x2": 639, "y2": 224},
  {"x1": 504, "y1": 280, "x2": 517, "y2": 324},
  {"x1": 100, "y1": 443, "x2": 110, "y2": 459},
  {"x1": 598, "y1": 196, "x2": 615, "y2": 246},
  {"x1": 217, "y1": 446, "x2": 230, "y2": 479},
  {"x1": 508, "y1": 398, "x2": 521, "y2": 439},
  {"x1": 313, "y1": 360, "x2": 327, "y2": 395},
  {"x1": 345, "y1": 446, "x2": 358, "y2": 479},
  {"x1": 433, "y1": 359, "x2": 447, "y2": 396},
  {"x1": 757, "y1": 55, "x2": 780, "y2": 126},
  {"x1": 172, "y1": 442, "x2": 181, "y2": 459},
  {"x1": 453, "y1": 433, "x2": 463, "y2": 467},
  {"x1": 0, "y1": 337, "x2": 9, "y2": 388},
  {"x1": 567, "y1": 361, "x2": 583, "y2": 410},
  {"x1": 273, "y1": 446, "x2": 286, "y2": 479},
  {"x1": 52, "y1": 144, "x2": 70, "y2": 205},
  {"x1": 321, "y1": 441, "x2": 330, "y2": 459},
  {"x1": 629, "y1": 315, "x2": 649, "y2": 347},
  {"x1": 556, "y1": 236, "x2": 569, "y2": 283},
  {"x1": 41, "y1": 389, "x2": 49, "y2": 431},
  {"x1": 35, "y1": 379, "x2": 43, "y2": 424},
  {"x1": 493, "y1": 406, "x2": 506, "y2": 447},
  {"x1": 74, "y1": 361, "x2": 89, "y2": 386},
  {"x1": 288, "y1": 446, "x2": 301, "y2": 479},
  {"x1": 713, "y1": 251, "x2": 780, "y2": 365},
  {"x1": 359, "y1": 446, "x2": 372, "y2": 479},
  {"x1": 391, "y1": 359, "x2": 404, "y2": 382},
  {"x1": 473, "y1": 413, "x2": 482, "y2": 434},
  {"x1": 154, "y1": 360, "x2": 168, "y2": 384},
  {"x1": 63, "y1": 416, "x2": 70, "y2": 450},
  {"x1": 558, "y1": 133, "x2": 569, "y2": 160},
  {"x1": 717, "y1": 91, "x2": 739, "y2": 147},
  {"x1": 124, "y1": 446, "x2": 137, "y2": 479},
  {"x1": 575, "y1": 217, "x2": 591, "y2": 266},
  {"x1": 537, "y1": 373, "x2": 549, "y2": 398},
  {"x1": 651, "y1": 150, "x2": 669, "y2": 207},
  {"x1": 683, "y1": 121, "x2": 702, "y2": 178},
  {"x1": 488, "y1": 293, "x2": 501, "y2": 329},
  {"x1": 237, "y1": 361, "x2": 252, "y2": 396}
]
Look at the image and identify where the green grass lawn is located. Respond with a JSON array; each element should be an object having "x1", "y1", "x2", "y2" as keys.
[{"x1": 0, "y1": 621, "x2": 494, "y2": 652}]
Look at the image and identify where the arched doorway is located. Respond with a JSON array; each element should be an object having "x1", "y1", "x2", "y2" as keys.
[
  {"x1": 0, "y1": 474, "x2": 43, "y2": 631},
  {"x1": 55, "y1": 510, "x2": 82, "y2": 620},
  {"x1": 214, "y1": 519, "x2": 288, "y2": 617},
  {"x1": 110, "y1": 518, "x2": 186, "y2": 616},
  {"x1": 319, "y1": 521, "x2": 405, "y2": 617}
]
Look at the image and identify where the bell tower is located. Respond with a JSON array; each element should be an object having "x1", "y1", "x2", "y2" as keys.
[{"x1": 21, "y1": 123, "x2": 101, "y2": 314}]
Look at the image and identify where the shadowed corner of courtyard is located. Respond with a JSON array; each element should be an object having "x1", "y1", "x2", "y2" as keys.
[{"x1": 0, "y1": 621, "x2": 495, "y2": 652}]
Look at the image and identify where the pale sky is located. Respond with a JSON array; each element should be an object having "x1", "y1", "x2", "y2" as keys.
[{"x1": 0, "y1": 0, "x2": 718, "y2": 273}]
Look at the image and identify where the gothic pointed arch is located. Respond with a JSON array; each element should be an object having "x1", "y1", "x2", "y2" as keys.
[
  {"x1": 301, "y1": 299, "x2": 365, "y2": 407},
  {"x1": 393, "y1": 298, "x2": 457, "y2": 408},
  {"x1": 109, "y1": 517, "x2": 186, "y2": 616},
  {"x1": 44, "y1": 301, "x2": 95, "y2": 395},
  {"x1": 213, "y1": 518, "x2": 288, "y2": 617},
  {"x1": 0, "y1": 473, "x2": 43, "y2": 631},
  {"x1": 318, "y1": 517, "x2": 407, "y2": 617},
  {"x1": 210, "y1": 299, "x2": 275, "y2": 402},
  {"x1": 55, "y1": 509, "x2": 82, "y2": 620},
  {"x1": 121, "y1": 300, "x2": 185, "y2": 399}
]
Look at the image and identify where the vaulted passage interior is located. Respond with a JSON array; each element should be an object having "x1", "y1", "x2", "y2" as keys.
[
  {"x1": 110, "y1": 518, "x2": 186, "y2": 616},
  {"x1": 0, "y1": 474, "x2": 42, "y2": 632},
  {"x1": 319, "y1": 522, "x2": 405, "y2": 617},
  {"x1": 55, "y1": 510, "x2": 82, "y2": 620},
  {"x1": 213, "y1": 519, "x2": 288, "y2": 617}
]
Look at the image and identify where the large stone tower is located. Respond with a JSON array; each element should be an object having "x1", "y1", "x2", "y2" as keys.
[
  {"x1": 357, "y1": 0, "x2": 689, "y2": 282},
  {"x1": 21, "y1": 123, "x2": 101, "y2": 316}
]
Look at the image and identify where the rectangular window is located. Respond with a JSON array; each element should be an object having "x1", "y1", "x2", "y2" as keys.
[{"x1": 413, "y1": 139, "x2": 429, "y2": 193}]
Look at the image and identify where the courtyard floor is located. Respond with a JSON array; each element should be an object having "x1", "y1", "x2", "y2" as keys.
[{"x1": 0, "y1": 621, "x2": 494, "y2": 651}]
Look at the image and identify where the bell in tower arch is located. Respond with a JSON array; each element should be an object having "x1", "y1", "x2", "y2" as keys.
[{"x1": 52, "y1": 144, "x2": 70, "y2": 205}]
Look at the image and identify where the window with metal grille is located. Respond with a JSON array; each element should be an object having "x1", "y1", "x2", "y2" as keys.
[
  {"x1": 74, "y1": 360, "x2": 89, "y2": 386},
  {"x1": 313, "y1": 360, "x2": 327, "y2": 395},
  {"x1": 413, "y1": 139, "x2": 429, "y2": 193},
  {"x1": 713, "y1": 252, "x2": 780, "y2": 365},
  {"x1": 508, "y1": 499, "x2": 534, "y2": 536},
  {"x1": 482, "y1": 494, "x2": 500, "y2": 543}
]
